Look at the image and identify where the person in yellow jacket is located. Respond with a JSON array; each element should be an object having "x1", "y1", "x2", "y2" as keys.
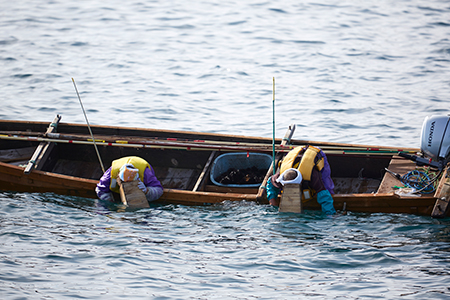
[
  {"x1": 266, "y1": 145, "x2": 336, "y2": 215},
  {"x1": 95, "y1": 156, "x2": 163, "y2": 203}
]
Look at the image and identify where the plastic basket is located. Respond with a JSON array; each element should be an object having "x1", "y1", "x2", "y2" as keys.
[{"x1": 210, "y1": 152, "x2": 272, "y2": 187}]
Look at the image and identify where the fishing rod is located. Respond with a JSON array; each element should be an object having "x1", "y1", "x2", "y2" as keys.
[{"x1": 72, "y1": 78, "x2": 105, "y2": 173}]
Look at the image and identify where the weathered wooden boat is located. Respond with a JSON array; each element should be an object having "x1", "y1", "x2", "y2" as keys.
[{"x1": 0, "y1": 115, "x2": 449, "y2": 217}]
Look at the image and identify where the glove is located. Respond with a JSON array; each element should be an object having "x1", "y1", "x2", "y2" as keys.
[
  {"x1": 99, "y1": 192, "x2": 114, "y2": 202},
  {"x1": 266, "y1": 176, "x2": 281, "y2": 206},
  {"x1": 137, "y1": 180, "x2": 148, "y2": 194},
  {"x1": 270, "y1": 173, "x2": 282, "y2": 189},
  {"x1": 316, "y1": 190, "x2": 336, "y2": 215}
]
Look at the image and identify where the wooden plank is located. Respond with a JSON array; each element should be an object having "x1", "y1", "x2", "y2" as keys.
[
  {"x1": 327, "y1": 193, "x2": 436, "y2": 215},
  {"x1": 0, "y1": 161, "x2": 99, "y2": 198},
  {"x1": 279, "y1": 184, "x2": 302, "y2": 213},
  {"x1": 431, "y1": 196, "x2": 450, "y2": 218},
  {"x1": 158, "y1": 188, "x2": 258, "y2": 205},
  {"x1": 33, "y1": 141, "x2": 57, "y2": 171},
  {"x1": 117, "y1": 177, "x2": 149, "y2": 209},
  {"x1": 24, "y1": 115, "x2": 61, "y2": 174},
  {"x1": 377, "y1": 156, "x2": 417, "y2": 194},
  {"x1": 0, "y1": 147, "x2": 36, "y2": 163},
  {"x1": 204, "y1": 184, "x2": 259, "y2": 194},
  {"x1": 192, "y1": 151, "x2": 216, "y2": 192},
  {"x1": 431, "y1": 168, "x2": 450, "y2": 218}
]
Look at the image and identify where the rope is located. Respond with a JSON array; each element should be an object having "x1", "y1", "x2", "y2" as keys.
[{"x1": 401, "y1": 168, "x2": 442, "y2": 194}]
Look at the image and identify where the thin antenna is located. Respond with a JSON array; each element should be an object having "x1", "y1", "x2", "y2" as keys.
[{"x1": 72, "y1": 78, "x2": 106, "y2": 173}]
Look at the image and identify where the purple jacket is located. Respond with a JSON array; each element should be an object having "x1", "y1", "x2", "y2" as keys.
[{"x1": 319, "y1": 149, "x2": 335, "y2": 194}]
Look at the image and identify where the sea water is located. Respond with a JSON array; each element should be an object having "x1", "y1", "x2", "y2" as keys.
[{"x1": 1, "y1": 0, "x2": 450, "y2": 299}]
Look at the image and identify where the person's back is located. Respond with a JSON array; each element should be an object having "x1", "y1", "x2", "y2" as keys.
[{"x1": 266, "y1": 146, "x2": 336, "y2": 215}]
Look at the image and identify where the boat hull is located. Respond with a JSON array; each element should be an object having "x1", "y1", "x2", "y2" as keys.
[{"x1": 0, "y1": 160, "x2": 438, "y2": 216}]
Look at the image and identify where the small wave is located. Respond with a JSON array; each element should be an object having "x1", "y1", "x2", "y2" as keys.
[
  {"x1": 70, "y1": 42, "x2": 89, "y2": 47},
  {"x1": 375, "y1": 55, "x2": 404, "y2": 61},
  {"x1": 12, "y1": 74, "x2": 32, "y2": 78},
  {"x1": 429, "y1": 22, "x2": 450, "y2": 27},
  {"x1": 168, "y1": 24, "x2": 195, "y2": 30},
  {"x1": 268, "y1": 8, "x2": 288, "y2": 14},
  {"x1": 359, "y1": 76, "x2": 385, "y2": 82},
  {"x1": 418, "y1": 6, "x2": 447, "y2": 13},
  {"x1": 317, "y1": 107, "x2": 373, "y2": 115},
  {"x1": 37, "y1": 107, "x2": 58, "y2": 112},
  {"x1": 0, "y1": 37, "x2": 18, "y2": 45},
  {"x1": 292, "y1": 40, "x2": 326, "y2": 45},
  {"x1": 227, "y1": 20, "x2": 247, "y2": 26}
]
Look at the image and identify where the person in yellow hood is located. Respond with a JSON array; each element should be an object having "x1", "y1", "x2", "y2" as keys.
[
  {"x1": 266, "y1": 145, "x2": 336, "y2": 215},
  {"x1": 95, "y1": 156, "x2": 163, "y2": 203}
]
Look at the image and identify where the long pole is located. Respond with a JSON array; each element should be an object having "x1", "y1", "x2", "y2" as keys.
[
  {"x1": 0, "y1": 134, "x2": 413, "y2": 155},
  {"x1": 272, "y1": 77, "x2": 276, "y2": 175},
  {"x1": 0, "y1": 129, "x2": 419, "y2": 153},
  {"x1": 71, "y1": 78, "x2": 106, "y2": 173}
]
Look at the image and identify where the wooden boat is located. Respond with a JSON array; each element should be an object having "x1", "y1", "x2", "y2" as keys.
[{"x1": 0, "y1": 115, "x2": 449, "y2": 217}]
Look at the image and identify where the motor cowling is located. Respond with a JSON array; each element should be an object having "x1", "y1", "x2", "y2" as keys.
[{"x1": 420, "y1": 115, "x2": 450, "y2": 162}]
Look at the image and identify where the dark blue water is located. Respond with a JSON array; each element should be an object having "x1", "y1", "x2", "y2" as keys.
[{"x1": 1, "y1": 0, "x2": 450, "y2": 298}]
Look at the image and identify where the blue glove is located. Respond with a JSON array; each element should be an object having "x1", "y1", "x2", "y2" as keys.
[
  {"x1": 137, "y1": 180, "x2": 148, "y2": 194},
  {"x1": 316, "y1": 190, "x2": 336, "y2": 215},
  {"x1": 266, "y1": 176, "x2": 281, "y2": 204}
]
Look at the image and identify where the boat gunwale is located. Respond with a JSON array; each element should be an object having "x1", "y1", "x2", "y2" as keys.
[{"x1": 0, "y1": 119, "x2": 421, "y2": 152}]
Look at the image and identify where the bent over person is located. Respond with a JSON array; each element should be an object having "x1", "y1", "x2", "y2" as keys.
[
  {"x1": 266, "y1": 145, "x2": 336, "y2": 215},
  {"x1": 96, "y1": 156, "x2": 163, "y2": 203}
]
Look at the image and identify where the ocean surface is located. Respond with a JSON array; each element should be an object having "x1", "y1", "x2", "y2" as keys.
[{"x1": 1, "y1": 0, "x2": 450, "y2": 299}]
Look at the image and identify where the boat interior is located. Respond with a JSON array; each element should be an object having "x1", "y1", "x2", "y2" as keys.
[
  {"x1": 0, "y1": 134, "x2": 415, "y2": 196},
  {"x1": 0, "y1": 116, "x2": 431, "y2": 198}
]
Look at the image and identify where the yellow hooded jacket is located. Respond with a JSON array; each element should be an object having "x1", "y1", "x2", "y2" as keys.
[
  {"x1": 109, "y1": 156, "x2": 150, "y2": 193},
  {"x1": 278, "y1": 145, "x2": 325, "y2": 200}
]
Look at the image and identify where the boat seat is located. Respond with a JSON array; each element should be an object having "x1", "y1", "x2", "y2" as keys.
[
  {"x1": 0, "y1": 147, "x2": 35, "y2": 163},
  {"x1": 52, "y1": 159, "x2": 104, "y2": 179},
  {"x1": 377, "y1": 156, "x2": 417, "y2": 194},
  {"x1": 333, "y1": 177, "x2": 380, "y2": 194},
  {"x1": 156, "y1": 167, "x2": 198, "y2": 190}
]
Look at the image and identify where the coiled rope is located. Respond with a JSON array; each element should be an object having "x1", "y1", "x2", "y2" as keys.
[{"x1": 401, "y1": 168, "x2": 442, "y2": 194}]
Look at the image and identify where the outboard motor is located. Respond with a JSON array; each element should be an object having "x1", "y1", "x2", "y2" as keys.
[
  {"x1": 420, "y1": 115, "x2": 450, "y2": 162},
  {"x1": 398, "y1": 115, "x2": 450, "y2": 170}
]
